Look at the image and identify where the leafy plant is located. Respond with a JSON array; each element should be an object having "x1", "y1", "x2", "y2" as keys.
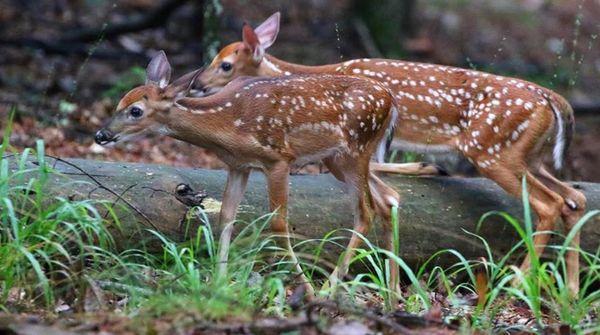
[
  {"x1": 0, "y1": 139, "x2": 120, "y2": 308},
  {"x1": 1, "y1": 125, "x2": 598, "y2": 333}
]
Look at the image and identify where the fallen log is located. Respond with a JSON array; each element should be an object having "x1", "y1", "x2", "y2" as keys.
[{"x1": 8, "y1": 156, "x2": 600, "y2": 268}]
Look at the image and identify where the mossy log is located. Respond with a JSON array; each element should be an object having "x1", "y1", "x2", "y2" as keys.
[{"x1": 10, "y1": 157, "x2": 600, "y2": 268}]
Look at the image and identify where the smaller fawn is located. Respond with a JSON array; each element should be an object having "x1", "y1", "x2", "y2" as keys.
[{"x1": 95, "y1": 51, "x2": 402, "y2": 293}]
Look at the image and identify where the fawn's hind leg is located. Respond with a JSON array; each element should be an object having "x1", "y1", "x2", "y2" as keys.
[
  {"x1": 369, "y1": 173, "x2": 402, "y2": 295},
  {"x1": 325, "y1": 157, "x2": 401, "y2": 293},
  {"x1": 477, "y1": 163, "x2": 564, "y2": 285},
  {"x1": 534, "y1": 166, "x2": 586, "y2": 295},
  {"x1": 326, "y1": 156, "x2": 374, "y2": 287}
]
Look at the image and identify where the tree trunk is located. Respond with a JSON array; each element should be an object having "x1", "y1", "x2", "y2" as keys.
[{"x1": 10, "y1": 157, "x2": 600, "y2": 268}]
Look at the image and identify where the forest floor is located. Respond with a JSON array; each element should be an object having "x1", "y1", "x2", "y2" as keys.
[
  {"x1": 1, "y1": 1, "x2": 599, "y2": 334},
  {"x1": 0, "y1": 299, "x2": 575, "y2": 335}
]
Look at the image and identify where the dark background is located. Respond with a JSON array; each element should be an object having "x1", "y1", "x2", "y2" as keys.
[{"x1": 0, "y1": 0, "x2": 599, "y2": 180}]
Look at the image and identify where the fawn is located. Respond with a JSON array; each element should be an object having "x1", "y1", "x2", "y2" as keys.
[
  {"x1": 95, "y1": 51, "x2": 403, "y2": 294},
  {"x1": 191, "y1": 12, "x2": 587, "y2": 295}
]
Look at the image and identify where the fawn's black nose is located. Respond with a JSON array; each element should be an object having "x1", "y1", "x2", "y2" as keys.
[{"x1": 94, "y1": 129, "x2": 113, "y2": 145}]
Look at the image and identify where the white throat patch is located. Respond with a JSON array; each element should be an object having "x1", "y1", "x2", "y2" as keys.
[{"x1": 261, "y1": 57, "x2": 283, "y2": 73}]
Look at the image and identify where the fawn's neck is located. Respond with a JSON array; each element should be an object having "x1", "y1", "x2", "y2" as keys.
[{"x1": 164, "y1": 99, "x2": 238, "y2": 150}]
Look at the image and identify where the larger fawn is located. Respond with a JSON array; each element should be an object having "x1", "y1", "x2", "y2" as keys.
[
  {"x1": 95, "y1": 51, "x2": 402, "y2": 293},
  {"x1": 192, "y1": 12, "x2": 587, "y2": 295}
]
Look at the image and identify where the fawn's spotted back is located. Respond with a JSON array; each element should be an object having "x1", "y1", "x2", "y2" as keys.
[
  {"x1": 327, "y1": 58, "x2": 573, "y2": 169},
  {"x1": 176, "y1": 74, "x2": 395, "y2": 162}
]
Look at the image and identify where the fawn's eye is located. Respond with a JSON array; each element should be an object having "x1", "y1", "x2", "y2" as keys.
[
  {"x1": 129, "y1": 106, "x2": 144, "y2": 118},
  {"x1": 220, "y1": 62, "x2": 232, "y2": 72}
]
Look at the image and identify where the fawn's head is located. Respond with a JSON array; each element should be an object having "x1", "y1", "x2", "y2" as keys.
[
  {"x1": 194, "y1": 12, "x2": 280, "y2": 95},
  {"x1": 95, "y1": 51, "x2": 199, "y2": 145}
]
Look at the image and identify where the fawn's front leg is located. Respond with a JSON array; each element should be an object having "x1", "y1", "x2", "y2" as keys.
[
  {"x1": 217, "y1": 168, "x2": 250, "y2": 278},
  {"x1": 266, "y1": 161, "x2": 314, "y2": 295}
]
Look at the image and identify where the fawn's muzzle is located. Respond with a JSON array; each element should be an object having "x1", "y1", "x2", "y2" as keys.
[{"x1": 94, "y1": 129, "x2": 116, "y2": 145}]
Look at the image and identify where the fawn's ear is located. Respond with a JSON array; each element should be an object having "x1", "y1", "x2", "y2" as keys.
[
  {"x1": 242, "y1": 23, "x2": 264, "y2": 63},
  {"x1": 146, "y1": 50, "x2": 171, "y2": 89},
  {"x1": 166, "y1": 69, "x2": 202, "y2": 99},
  {"x1": 254, "y1": 12, "x2": 280, "y2": 50}
]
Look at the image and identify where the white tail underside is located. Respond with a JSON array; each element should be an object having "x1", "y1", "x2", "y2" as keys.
[{"x1": 550, "y1": 101, "x2": 565, "y2": 171}]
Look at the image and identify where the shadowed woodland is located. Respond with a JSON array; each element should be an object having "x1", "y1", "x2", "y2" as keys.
[
  {"x1": 1, "y1": 1, "x2": 600, "y2": 334},
  {"x1": 2, "y1": 0, "x2": 600, "y2": 180}
]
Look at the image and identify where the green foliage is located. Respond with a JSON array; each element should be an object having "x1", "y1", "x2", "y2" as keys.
[
  {"x1": 0, "y1": 136, "x2": 119, "y2": 308},
  {"x1": 353, "y1": 1, "x2": 415, "y2": 58},
  {"x1": 134, "y1": 214, "x2": 288, "y2": 321},
  {"x1": 102, "y1": 66, "x2": 146, "y2": 100},
  {"x1": 387, "y1": 150, "x2": 419, "y2": 164},
  {"x1": 201, "y1": 0, "x2": 223, "y2": 62},
  {"x1": 58, "y1": 100, "x2": 77, "y2": 115},
  {"x1": 308, "y1": 176, "x2": 599, "y2": 332},
  {"x1": 1, "y1": 126, "x2": 599, "y2": 332}
]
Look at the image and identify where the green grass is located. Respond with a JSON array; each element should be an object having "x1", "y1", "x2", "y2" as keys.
[
  {"x1": 0, "y1": 137, "x2": 292, "y2": 320},
  {"x1": 1, "y1": 135, "x2": 599, "y2": 333},
  {"x1": 0, "y1": 140, "x2": 120, "y2": 309}
]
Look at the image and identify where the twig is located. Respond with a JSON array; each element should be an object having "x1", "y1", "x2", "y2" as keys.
[
  {"x1": 392, "y1": 311, "x2": 459, "y2": 330},
  {"x1": 102, "y1": 183, "x2": 138, "y2": 219},
  {"x1": 193, "y1": 299, "x2": 417, "y2": 334},
  {"x1": 87, "y1": 186, "x2": 101, "y2": 199},
  {"x1": 42, "y1": 155, "x2": 160, "y2": 231},
  {"x1": 140, "y1": 186, "x2": 172, "y2": 198},
  {"x1": 195, "y1": 315, "x2": 313, "y2": 334},
  {"x1": 59, "y1": 172, "x2": 110, "y2": 178},
  {"x1": 307, "y1": 299, "x2": 415, "y2": 335}
]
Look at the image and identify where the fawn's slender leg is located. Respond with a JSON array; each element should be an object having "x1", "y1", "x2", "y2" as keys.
[
  {"x1": 325, "y1": 157, "x2": 401, "y2": 293},
  {"x1": 534, "y1": 166, "x2": 586, "y2": 295},
  {"x1": 266, "y1": 161, "x2": 314, "y2": 295},
  {"x1": 329, "y1": 156, "x2": 374, "y2": 286},
  {"x1": 369, "y1": 173, "x2": 401, "y2": 294},
  {"x1": 477, "y1": 164, "x2": 564, "y2": 285},
  {"x1": 518, "y1": 172, "x2": 563, "y2": 273},
  {"x1": 217, "y1": 168, "x2": 250, "y2": 277},
  {"x1": 325, "y1": 157, "x2": 401, "y2": 226}
]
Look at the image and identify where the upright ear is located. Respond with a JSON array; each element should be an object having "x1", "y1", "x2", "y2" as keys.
[
  {"x1": 146, "y1": 50, "x2": 172, "y2": 89},
  {"x1": 165, "y1": 69, "x2": 202, "y2": 99},
  {"x1": 254, "y1": 12, "x2": 280, "y2": 50},
  {"x1": 242, "y1": 23, "x2": 264, "y2": 63}
]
